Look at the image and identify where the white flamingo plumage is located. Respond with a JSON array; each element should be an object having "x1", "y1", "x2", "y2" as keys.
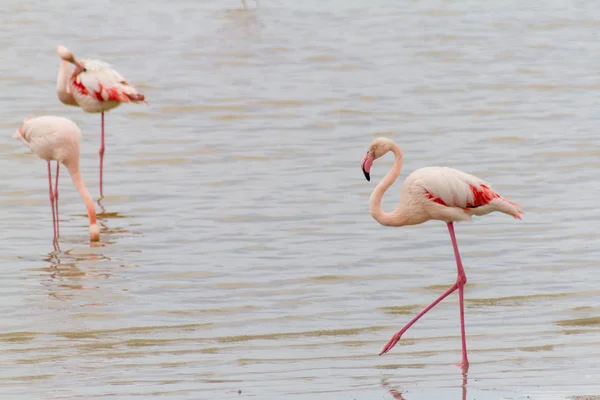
[
  {"x1": 361, "y1": 137, "x2": 523, "y2": 369},
  {"x1": 56, "y1": 45, "x2": 145, "y2": 197},
  {"x1": 14, "y1": 116, "x2": 100, "y2": 243}
]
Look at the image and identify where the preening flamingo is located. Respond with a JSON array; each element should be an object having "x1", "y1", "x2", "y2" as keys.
[
  {"x1": 361, "y1": 137, "x2": 523, "y2": 368},
  {"x1": 14, "y1": 116, "x2": 100, "y2": 243},
  {"x1": 56, "y1": 45, "x2": 145, "y2": 197}
]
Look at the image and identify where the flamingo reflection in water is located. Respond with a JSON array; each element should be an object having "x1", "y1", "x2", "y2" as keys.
[{"x1": 381, "y1": 374, "x2": 468, "y2": 400}]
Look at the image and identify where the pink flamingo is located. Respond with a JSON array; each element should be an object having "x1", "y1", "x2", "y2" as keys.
[
  {"x1": 56, "y1": 45, "x2": 145, "y2": 197},
  {"x1": 361, "y1": 137, "x2": 523, "y2": 368},
  {"x1": 14, "y1": 116, "x2": 100, "y2": 243}
]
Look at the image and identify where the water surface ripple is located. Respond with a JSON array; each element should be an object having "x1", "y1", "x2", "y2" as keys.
[{"x1": 1, "y1": 0, "x2": 600, "y2": 399}]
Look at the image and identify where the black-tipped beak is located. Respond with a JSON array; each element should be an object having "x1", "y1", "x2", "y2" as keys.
[
  {"x1": 363, "y1": 168, "x2": 370, "y2": 181},
  {"x1": 361, "y1": 150, "x2": 374, "y2": 182}
]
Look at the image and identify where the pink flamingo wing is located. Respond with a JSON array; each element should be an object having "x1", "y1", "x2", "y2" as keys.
[
  {"x1": 72, "y1": 77, "x2": 133, "y2": 103},
  {"x1": 73, "y1": 63, "x2": 141, "y2": 104},
  {"x1": 419, "y1": 168, "x2": 500, "y2": 209}
]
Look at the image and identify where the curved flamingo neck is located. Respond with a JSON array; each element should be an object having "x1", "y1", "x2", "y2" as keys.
[
  {"x1": 57, "y1": 60, "x2": 77, "y2": 106},
  {"x1": 369, "y1": 143, "x2": 410, "y2": 227}
]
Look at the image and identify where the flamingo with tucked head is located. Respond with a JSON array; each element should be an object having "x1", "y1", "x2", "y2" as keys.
[
  {"x1": 56, "y1": 45, "x2": 145, "y2": 197},
  {"x1": 361, "y1": 137, "x2": 523, "y2": 368},
  {"x1": 14, "y1": 116, "x2": 100, "y2": 243}
]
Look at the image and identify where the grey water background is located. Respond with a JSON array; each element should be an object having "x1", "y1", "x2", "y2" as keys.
[{"x1": 1, "y1": 0, "x2": 600, "y2": 399}]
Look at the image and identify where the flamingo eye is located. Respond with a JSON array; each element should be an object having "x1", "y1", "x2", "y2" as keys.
[{"x1": 83, "y1": 68, "x2": 87, "y2": 72}]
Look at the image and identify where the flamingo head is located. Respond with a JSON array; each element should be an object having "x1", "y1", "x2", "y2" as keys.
[
  {"x1": 57, "y1": 45, "x2": 86, "y2": 74},
  {"x1": 361, "y1": 137, "x2": 395, "y2": 181}
]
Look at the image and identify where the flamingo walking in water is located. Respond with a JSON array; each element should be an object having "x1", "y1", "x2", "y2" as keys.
[
  {"x1": 361, "y1": 137, "x2": 523, "y2": 368},
  {"x1": 55, "y1": 45, "x2": 145, "y2": 197},
  {"x1": 13, "y1": 116, "x2": 100, "y2": 243}
]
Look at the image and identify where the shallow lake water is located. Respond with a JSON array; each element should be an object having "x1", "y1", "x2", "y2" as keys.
[{"x1": 1, "y1": 0, "x2": 600, "y2": 399}]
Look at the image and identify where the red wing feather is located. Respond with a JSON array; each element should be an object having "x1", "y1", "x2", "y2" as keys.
[
  {"x1": 71, "y1": 79, "x2": 132, "y2": 103},
  {"x1": 424, "y1": 189, "x2": 448, "y2": 206},
  {"x1": 425, "y1": 184, "x2": 500, "y2": 209},
  {"x1": 466, "y1": 184, "x2": 500, "y2": 208}
]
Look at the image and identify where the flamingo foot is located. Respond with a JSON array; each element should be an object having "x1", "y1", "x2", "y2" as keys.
[{"x1": 379, "y1": 332, "x2": 403, "y2": 355}]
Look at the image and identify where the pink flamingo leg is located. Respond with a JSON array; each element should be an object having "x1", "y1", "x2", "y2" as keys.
[
  {"x1": 55, "y1": 162, "x2": 60, "y2": 238},
  {"x1": 447, "y1": 222, "x2": 469, "y2": 367},
  {"x1": 47, "y1": 162, "x2": 57, "y2": 241},
  {"x1": 379, "y1": 222, "x2": 470, "y2": 368},
  {"x1": 379, "y1": 281, "x2": 459, "y2": 355},
  {"x1": 99, "y1": 112, "x2": 105, "y2": 197}
]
